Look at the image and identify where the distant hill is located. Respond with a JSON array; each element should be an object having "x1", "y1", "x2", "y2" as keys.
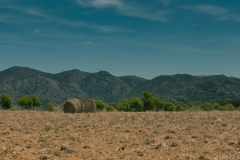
[{"x1": 0, "y1": 66, "x2": 240, "y2": 105}]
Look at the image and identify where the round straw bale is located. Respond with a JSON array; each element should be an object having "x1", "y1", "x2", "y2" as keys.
[
  {"x1": 64, "y1": 98, "x2": 82, "y2": 113},
  {"x1": 81, "y1": 99, "x2": 96, "y2": 113}
]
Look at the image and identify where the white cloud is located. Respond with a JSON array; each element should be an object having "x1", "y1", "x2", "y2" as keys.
[
  {"x1": 78, "y1": 0, "x2": 122, "y2": 8},
  {"x1": 180, "y1": 5, "x2": 228, "y2": 15},
  {"x1": 77, "y1": 0, "x2": 172, "y2": 22},
  {"x1": 1, "y1": 5, "x2": 129, "y2": 33},
  {"x1": 180, "y1": 5, "x2": 240, "y2": 22}
]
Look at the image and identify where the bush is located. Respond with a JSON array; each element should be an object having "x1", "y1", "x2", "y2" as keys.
[
  {"x1": 187, "y1": 103, "x2": 194, "y2": 109},
  {"x1": 95, "y1": 100, "x2": 105, "y2": 111},
  {"x1": 116, "y1": 99, "x2": 131, "y2": 111},
  {"x1": 201, "y1": 103, "x2": 213, "y2": 111},
  {"x1": 153, "y1": 98, "x2": 164, "y2": 111},
  {"x1": 17, "y1": 95, "x2": 41, "y2": 110},
  {"x1": 0, "y1": 93, "x2": 12, "y2": 110},
  {"x1": 130, "y1": 97, "x2": 143, "y2": 111},
  {"x1": 45, "y1": 103, "x2": 54, "y2": 112},
  {"x1": 213, "y1": 103, "x2": 222, "y2": 110},
  {"x1": 105, "y1": 104, "x2": 114, "y2": 111},
  {"x1": 223, "y1": 104, "x2": 235, "y2": 111},
  {"x1": 108, "y1": 102, "x2": 117, "y2": 108},
  {"x1": 142, "y1": 91, "x2": 155, "y2": 111},
  {"x1": 18, "y1": 96, "x2": 33, "y2": 110},
  {"x1": 30, "y1": 94, "x2": 41, "y2": 110},
  {"x1": 189, "y1": 105, "x2": 199, "y2": 111},
  {"x1": 176, "y1": 102, "x2": 184, "y2": 111},
  {"x1": 163, "y1": 102, "x2": 175, "y2": 111}
]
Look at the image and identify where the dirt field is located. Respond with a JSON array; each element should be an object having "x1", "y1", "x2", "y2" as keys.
[{"x1": 0, "y1": 110, "x2": 240, "y2": 160}]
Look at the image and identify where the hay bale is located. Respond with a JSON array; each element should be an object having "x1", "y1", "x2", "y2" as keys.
[
  {"x1": 81, "y1": 99, "x2": 96, "y2": 113},
  {"x1": 64, "y1": 98, "x2": 82, "y2": 113}
]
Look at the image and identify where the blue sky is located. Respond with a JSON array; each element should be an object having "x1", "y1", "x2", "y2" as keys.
[{"x1": 0, "y1": 0, "x2": 240, "y2": 79}]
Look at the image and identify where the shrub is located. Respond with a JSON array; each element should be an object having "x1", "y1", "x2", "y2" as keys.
[
  {"x1": 105, "y1": 104, "x2": 114, "y2": 111},
  {"x1": 142, "y1": 91, "x2": 155, "y2": 111},
  {"x1": 201, "y1": 103, "x2": 213, "y2": 111},
  {"x1": 153, "y1": 98, "x2": 164, "y2": 111},
  {"x1": 189, "y1": 105, "x2": 199, "y2": 111},
  {"x1": 187, "y1": 103, "x2": 194, "y2": 109},
  {"x1": 0, "y1": 93, "x2": 12, "y2": 110},
  {"x1": 130, "y1": 97, "x2": 143, "y2": 111},
  {"x1": 116, "y1": 99, "x2": 131, "y2": 111},
  {"x1": 30, "y1": 94, "x2": 41, "y2": 110},
  {"x1": 213, "y1": 103, "x2": 223, "y2": 111},
  {"x1": 176, "y1": 102, "x2": 185, "y2": 111},
  {"x1": 45, "y1": 103, "x2": 54, "y2": 112},
  {"x1": 95, "y1": 100, "x2": 105, "y2": 111},
  {"x1": 108, "y1": 102, "x2": 117, "y2": 108},
  {"x1": 163, "y1": 102, "x2": 175, "y2": 111},
  {"x1": 18, "y1": 95, "x2": 41, "y2": 110},
  {"x1": 223, "y1": 104, "x2": 235, "y2": 111}
]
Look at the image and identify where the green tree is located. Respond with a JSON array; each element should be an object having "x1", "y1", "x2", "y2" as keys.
[
  {"x1": 30, "y1": 94, "x2": 41, "y2": 110},
  {"x1": 17, "y1": 96, "x2": 33, "y2": 110},
  {"x1": 187, "y1": 103, "x2": 194, "y2": 109},
  {"x1": 108, "y1": 102, "x2": 117, "y2": 109},
  {"x1": 153, "y1": 98, "x2": 164, "y2": 111},
  {"x1": 130, "y1": 97, "x2": 143, "y2": 111},
  {"x1": 116, "y1": 103, "x2": 125, "y2": 111},
  {"x1": 95, "y1": 100, "x2": 105, "y2": 111},
  {"x1": 0, "y1": 93, "x2": 12, "y2": 110},
  {"x1": 201, "y1": 103, "x2": 213, "y2": 111},
  {"x1": 213, "y1": 103, "x2": 222, "y2": 111},
  {"x1": 46, "y1": 103, "x2": 54, "y2": 112},
  {"x1": 176, "y1": 102, "x2": 184, "y2": 111},
  {"x1": 122, "y1": 99, "x2": 131, "y2": 111},
  {"x1": 189, "y1": 105, "x2": 199, "y2": 111},
  {"x1": 223, "y1": 104, "x2": 235, "y2": 111},
  {"x1": 163, "y1": 102, "x2": 175, "y2": 111},
  {"x1": 142, "y1": 91, "x2": 155, "y2": 111},
  {"x1": 116, "y1": 99, "x2": 131, "y2": 111},
  {"x1": 105, "y1": 104, "x2": 114, "y2": 111}
]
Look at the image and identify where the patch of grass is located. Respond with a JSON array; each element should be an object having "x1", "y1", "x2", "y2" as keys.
[{"x1": 44, "y1": 125, "x2": 51, "y2": 132}]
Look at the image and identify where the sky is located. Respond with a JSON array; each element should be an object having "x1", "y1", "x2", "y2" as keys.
[{"x1": 0, "y1": 0, "x2": 240, "y2": 79}]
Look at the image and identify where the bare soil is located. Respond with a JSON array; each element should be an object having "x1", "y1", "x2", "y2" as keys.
[{"x1": 0, "y1": 110, "x2": 240, "y2": 160}]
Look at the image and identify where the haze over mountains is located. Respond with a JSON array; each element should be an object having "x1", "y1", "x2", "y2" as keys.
[{"x1": 0, "y1": 66, "x2": 240, "y2": 105}]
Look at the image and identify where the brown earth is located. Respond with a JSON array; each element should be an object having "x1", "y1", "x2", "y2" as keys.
[{"x1": 0, "y1": 110, "x2": 240, "y2": 160}]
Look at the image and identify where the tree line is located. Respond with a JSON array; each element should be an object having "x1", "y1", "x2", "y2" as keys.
[
  {"x1": 0, "y1": 93, "x2": 54, "y2": 111},
  {"x1": 1, "y1": 91, "x2": 239, "y2": 112},
  {"x1": 95, "y1": 91, "x2": 239, "y2": 112}
]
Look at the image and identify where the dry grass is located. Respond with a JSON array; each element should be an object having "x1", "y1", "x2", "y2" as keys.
[{"x1": 0, "y1": 110, "x2": 240, "y2": 160}]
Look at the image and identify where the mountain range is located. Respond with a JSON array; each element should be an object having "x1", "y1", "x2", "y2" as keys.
[{"x1": 0, "y1": 66, "x2": 240, "y2": 106}]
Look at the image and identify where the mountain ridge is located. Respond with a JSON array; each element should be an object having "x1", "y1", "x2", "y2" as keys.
[{"x1": 0, "y1": 66, "x2": 240, "y2": 105}]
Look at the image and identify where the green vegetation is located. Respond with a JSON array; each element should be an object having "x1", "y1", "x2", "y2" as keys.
[
  {"x1": 105, "y1": 104, "x2": 115, "y2": 111},
  {"x1": 45, "y1": 103, "x2": 54, "y2": 112},
  {"x1": 30, "y1": 94, "x2": 42, "y2": 110},
  {"x1": 1, "y1": 90, "x2": 240, "y2": 112},
  {"x1": 142, "y1": 91, "x2": 155, "y2": 111},
  {"x1": 17, "y1": 94, "x2": 42, "y2": 110},
  {"x1": 95, "y1": 100, "x2": 105, "y2": 111},
  {"x1": 0, "y1": 93, "x2": 12, "y2": 110},
  {"x1": 216, "y1": 99, "x2": 240, "y2": 108},
  {"x1": 201, "y1": 103, "x2": 213, "y2": 111},
  {"x1": 130, "y1": 97, "x2": 143, "y2": 112},
  {"x1": 163, "y1": 102, "x2": 175, "y2": 111},
  {"x1": 176, "y1": 102, "x2": 185, "y2": 111},
  {"x1": 93, "y1": 90, "x2": 240, "y2": 112}
]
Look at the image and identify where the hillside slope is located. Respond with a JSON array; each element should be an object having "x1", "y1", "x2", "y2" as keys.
[{"x1": 0, "y1": 66, "x2": 240, "y2": 105}]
